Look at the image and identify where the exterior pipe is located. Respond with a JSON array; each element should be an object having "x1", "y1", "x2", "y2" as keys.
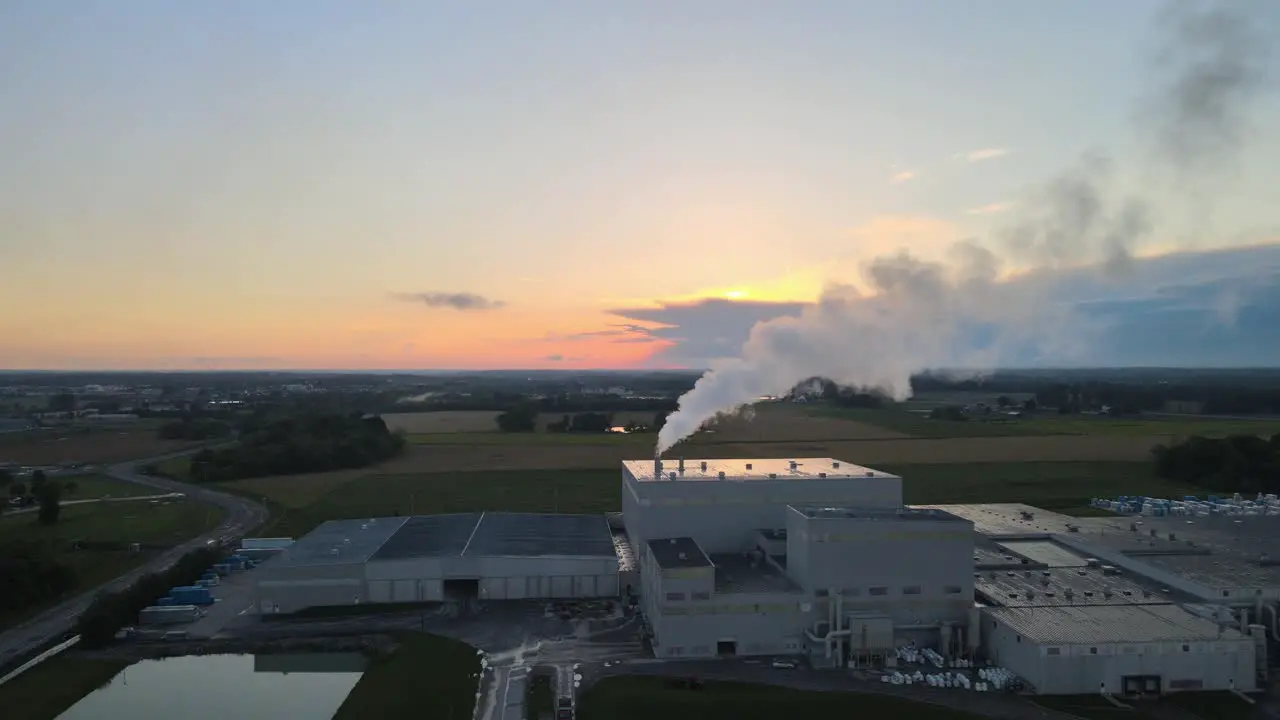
[{"x1": 1266, "y1": 603, "x2": 1280, "y2": 643}]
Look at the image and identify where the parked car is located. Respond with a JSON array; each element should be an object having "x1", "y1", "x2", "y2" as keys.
[{"x1": 555, "y1": 697, "x2": 574, "y2": 720}]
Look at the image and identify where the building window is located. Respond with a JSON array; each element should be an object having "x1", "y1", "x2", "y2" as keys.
[
  {"x1": 665, "y1": 592, "x2": 685, "y2": 601},
  {"x1": 1089, "y1": 647, "x2": 1098, "y2": 655},
  {"x1": 691, "y1": 591, "x2": 710, "y2": 601},
  {"x1": 943, "y1": 586, "x2": 963, "y2": 595},
  {"x1": 1045, "y1": 647, "x2": 1061, "y2": 656},
  {"x1": 869, "y1": 586, "x2": 889, "y2": 596},
  {"x1": 902, "y1": 586, "x2": 922, "y2": 595},
  {"x1": 1222, "y1": 590, "x2": 1231, "y2": 597},
  {"x1": 1016, "y1": 636, "x2": 1021, "y2": 643},
  {"x1": 1181, "y1": 644, "x2": 1190, "y2": 652}
]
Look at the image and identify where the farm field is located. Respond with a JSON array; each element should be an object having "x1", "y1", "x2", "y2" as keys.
[
  {"x1": 242, "y1": 460, "x2": 1182, "y2": 538},
  {"x1": 812, "y1": 406, "x2": 1280, "y2": 439},
  {"x1": 578, "y1": 676, "x2": 985, "y2": 720},
  {"x1": 0, "y1": 426, "x2": 197, "y2": 465},
  {"x1": 0, "y1": 500, "x2": 225, "y2": 630},
  {"x1": 382, "y1": 411, "x2": 500, "y2": 434}
]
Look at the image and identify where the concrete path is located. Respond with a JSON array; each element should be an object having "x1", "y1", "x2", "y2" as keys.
[{"x1": 0, "y1": 446, "x2": 268, "y2": 672}]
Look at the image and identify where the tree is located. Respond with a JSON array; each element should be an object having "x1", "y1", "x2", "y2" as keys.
[
  {"x1": 47, "y1": 393, "x2": 77, "y2": 412},
  {"x1": 9, "y1": 481, "x2": 25, "y2": 498},
  {"x1": 996, "y1": 396, "x2": 1011, "y2": 408},
  {"x1": 30, "y1": 469, "x2": 47, "y2": 489},
  {"x1": 36, "y1": 482, "x2": 61, "y2": 525},
  {"x1": 0, "y1": 469, "x2": 12, "y2": 488},
  {"x1": 495, "y1": 406, "x2": 538, "y2": 432}
]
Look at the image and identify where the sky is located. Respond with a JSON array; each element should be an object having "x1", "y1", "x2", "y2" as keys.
[{"x1": 1, "y1": 0, "x2": 1278, "y2": 371}]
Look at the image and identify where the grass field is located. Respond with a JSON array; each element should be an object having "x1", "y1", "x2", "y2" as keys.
[
  {"x1": 50, "y1": 473, "x2": 158, "y2": 500},
  {"x1": 577, "y1": 677, "x2": 985, "y2": 719},
  {"x1": 0, "y1": 657, "x2": 129, "y2": 720},
  {"x1": 239, "y1": 461, "x2": 1190, "y2": 538},
  {"x1": 813, "y1": 406, "x2": 1280, "y2": 440},
  {"x1": 332, "y1": 632, "x2": 481, "y2": 720},
  {"x1": 0, "y1": 500, "x2": 225, "y2": 629},
  {"x1": 0, "y1": 426, "x2": 196, "y2": 465}
]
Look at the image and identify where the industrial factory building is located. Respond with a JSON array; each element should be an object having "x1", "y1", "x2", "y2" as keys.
[
  {"x1": 254, "y1": 512, "x2": 619, "y2": 614},
  {"x1": 255, "y1": 455, "x2": 1279, "y2": 697}
]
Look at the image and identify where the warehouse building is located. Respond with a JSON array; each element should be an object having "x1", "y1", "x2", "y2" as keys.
[
  {"x1": 935, "y1": 502, "x2": 1268, "y2": 694},
  {"x1": 624, "y1": 457, "x2": 977, "y2": 664},
  {"x1": 254, "y1": 512, "x2": 619, "y2": 614}
]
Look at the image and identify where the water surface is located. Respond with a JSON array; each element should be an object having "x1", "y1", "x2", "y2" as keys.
[{"x1": 58, "y1": 653, "x2": 365, "y2": 720}]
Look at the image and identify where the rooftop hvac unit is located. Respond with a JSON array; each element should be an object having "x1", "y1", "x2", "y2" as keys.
[
  {"x1": 865, "y1": 471, "x2": 874, "y2": 477},
  {"x1": 769, "y1": 473, "x2": 778, "y2": 479},
  {"x1": 818, "y1": 472, "x2": 827, "y2": 478},
  {"x1": 700, "y1": 461, "x2": 708, "y2": 471},
  {"x1": 1169, "y1": 532, "x2": 1177, "y2": 541},
  {"x1": 718, "y1": 471, "x2": 726, "y2": 480},
  {"x1": 745, "y1": 463, "x2": 753, "y2": 470},
  {"x1": 677, "y1": 552, "x2": 687, "y2": 560},
  {"x1": 668, "y1": 472, "x2": 677, "y2": 481},
  {"x1": 789, "y1": 460, "x2": 798, "y2": 470},
  {"x1": 832, "y1": 461, "x2": 840, "y2": 468},
  {"x1": 1025, "y1": 589, "x2": 1036, "y2": 600}
]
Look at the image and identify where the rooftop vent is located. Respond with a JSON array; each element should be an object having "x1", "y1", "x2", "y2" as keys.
[
  {"x1": 668, "y1": 472, "x2": 677, "y2": 481},
  {"x1": 1169, "y1": 532, "x2": 1177, "y2": 541},
  {"x1": 832, "y1": 461, "x2": 840, "y2": 468},
  {"x1": 1150, "y1": 528, "x2": 1158, "y2": 537},
  {"x1": 789, "y1": 460, "x2": 798, "y2": 470},
  {"x1": 669, "y1": 539, "x2": 677, "y2": 545},
  {"x1": 677, "y1": 552, "x2": 687, "y2": 560},
  {"x1": 818, "y1": 472, "x2": 827, "y2": 478},
  {"x1": 1064, "y1": 588, "x2": 1075, "y2": 600},
  {"x1": 718, "y1": 471, "x2": 726, "y2": 480},
  {"x1": 1025, "y1": 589, "x2": 1036, "y2": 600},
  {"x1": 678, "y1": 458, "x2": 685, "y2": 472},
  {"x1": 700, "y1": 461, "x2": 708, "y2": 471},
  {"x1": 768, "y1": 473, "x2": 778, "y2": 479},
  {"x1": 865, "y1": 471, "x2": 874, "y2": 477},
  {"x1": 745, "y1": 463, "x2": 753, "y2": 471}
]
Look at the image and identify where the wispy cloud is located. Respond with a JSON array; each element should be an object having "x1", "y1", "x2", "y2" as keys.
[
  {"x1": 544, "y1": 323, "x2": 659, "y2": 344},
  {"x1": 955, "y1": 148, "x2": 1010, "y2": 163},
  {"x1": 966, "y1": 202, "x2": 1013, "y2": 215},
  {"x1": 545, "y1": 353, "x2": 565, "y2": 361},
  {"x1": 391, "y1": 291, "x2": 506, "y2": 311},
  {"x1": 889, "y1": 170, "x2": 917, "y2": 185}
]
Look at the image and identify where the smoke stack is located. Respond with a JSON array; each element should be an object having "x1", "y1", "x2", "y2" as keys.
[
  {"x1": 654, "y1": 458, "x2": 662, "y2": 478},
  {"x1": 678, "y1": 457, "x2": 685, "y2": 473}
]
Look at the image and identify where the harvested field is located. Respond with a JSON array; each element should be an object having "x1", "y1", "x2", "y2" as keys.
[
  {"x1": 371, "y1": 434, "x2": 1161, "y2": 474},
  {"x1": 687, "y1": 406, "x2": 909, "y2": 442},
  {"x1": 0, "y1": 427, "x2": 195, "y2": 465},
  {"x1": 382, "y1": 411, "x2": 500, "y2": 434}
]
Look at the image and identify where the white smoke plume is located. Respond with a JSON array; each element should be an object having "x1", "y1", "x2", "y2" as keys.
[{"x1": 655, "y1": 0, "x2": 1273, "y2": 458}]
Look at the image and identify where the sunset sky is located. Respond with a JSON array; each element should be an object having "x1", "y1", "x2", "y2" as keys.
[{"x1": 2, "y1": 1, "x2": 1278, "y2": 370}]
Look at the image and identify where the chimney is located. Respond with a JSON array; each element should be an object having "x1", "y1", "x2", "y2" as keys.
[
  {"x1": 654, "y1": 459, "x2": 662, "y2": 478},
  {"x1": 678, "y1": 457, "x2": 685, "y2": 473},
  {"x1": 745, "y1": 463, "x2": 753, "y2": 470},
  {"x1": 700, "y1": 461, "x2": 708, "y2": 471},
  {"x1": 789, "y1": 460, "x2": 798, "y2": 470}
]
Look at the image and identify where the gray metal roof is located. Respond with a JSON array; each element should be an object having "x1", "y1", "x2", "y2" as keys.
[
  {"x1": 371, "y1": 513, "x2": 482, "y2": 560},
  {"x1": 647, "y1": 537, "x2": 712, "y2": 569},
  {"x1": 984, "y1": 604, "x2": 1245, "y2": 645},
  {"x1": 712, "y1": 553, "x2": 802, "y2": 594},
  {"x1": 270, "y1": 517, "x2": 408, "y2": 568},
  {"x1": 467, "y1": 513, "x2": 616, "y2": 557},
  {"x1": 792, "y1": 505, "x2": 968, "y2": 523}
]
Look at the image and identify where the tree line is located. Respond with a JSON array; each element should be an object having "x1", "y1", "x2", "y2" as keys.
[
  {"x1": 495, "y1": 407, "x2": 670, "y2": 433},
  {"x1": 1152, "y1": 434, "x2": 1280, "y2": 495},
  {"x1": 75, "y1": 546, "x2": 225, "y2": 647},
  {"x1": 158, "y1": 417, "x2": 233, "y2": 441},
  {"x1": 2, "y1": 468, "x2": 63, "y2": 525},
  {"x1": 186, "y1": 412, "x2": 405, "y2": 482}
]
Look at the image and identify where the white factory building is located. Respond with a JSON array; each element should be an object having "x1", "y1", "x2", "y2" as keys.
[
  {"x1": 253, "y1": 512, "x2": 619, "y2": 614},
  {"x1": 251, "y1": 456, "x2": 1278, "y2": 698}
]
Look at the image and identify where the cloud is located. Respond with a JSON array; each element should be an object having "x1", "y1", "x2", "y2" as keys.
[
  {"x1": 966, "y1": 202, "x2": 1013, "y2": 216},
  {"x1": 392, "y1": 291, "x2": 506, "y2": 311},
  {"x1": 955, "y1": 148, "x2": 1010, "y2": 163},
  {"x1": 544, "y1": 323, "x2": 660, "y2": 344},
  {"x1": 889, "y1": 170, "x2": 917, "y2": 185},
  {"x1": 612, "y1": 243, "x2": 1280, "y2": 371},
  {"x1": 545, "y1": 354, "x2": 565, "y2": 361}
]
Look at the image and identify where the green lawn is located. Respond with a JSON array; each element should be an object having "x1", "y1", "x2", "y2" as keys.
[
  {"x1": 0, "y1": 501, "x2": 225, "y2": 629},
  {"x1": 52, "y1": 473, "x2": 156, "y2": 500},
  {"x1": 812, "y1": 407, "x2": 1280, "y2": 439},
  {"x1": 151, "y1": 456, "x2": 193, "y2": 481},
  {"x1": 0, "y1": 657, "x2": 129, "y2": 720},
  {"x1": 578, "y1": 677, "x2": 986, "y2": 719},
  {"x1": 881, "y1": 462, "x2": 1199, "y2": 515},
  {"x1": 332, "y1": 632, "x2": 481, "y2": 720}
]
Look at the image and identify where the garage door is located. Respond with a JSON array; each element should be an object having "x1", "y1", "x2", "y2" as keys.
[
  {"x1": 368, "y1": 580, "x2": 393, "y2": 604},
  {"x1": 551, "y1": 576, "x2": 572, "y2": 597},
  {"x1": 392, "y1": 580, "x2": 417, "y2": 602}
]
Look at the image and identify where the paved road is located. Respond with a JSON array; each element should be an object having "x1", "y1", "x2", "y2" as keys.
[
  {"x1": 0, "y1": 447, "x2": 268, "y2": 672},
  {"x1": 4, "y1": 493, "x2": 185, "y2": 516}
]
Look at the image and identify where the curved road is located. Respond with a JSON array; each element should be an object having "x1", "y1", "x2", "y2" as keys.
[{"x1": 0, "y1": 448, "x2": 268, "y2": 671}]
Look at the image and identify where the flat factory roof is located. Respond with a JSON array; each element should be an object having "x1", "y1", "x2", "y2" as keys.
[
  {"x1": 793, "y1": 506, "x2": 968, "y2": 523},
  {"x1": 648, "y1": 537, "x2": 712, "y2": 570},
  {"x1": 915, "y1": 503, "x2": 1084, "y2": 536},
  {"x1": 623, "y1": 457, "x2": 898, "y2": 483},
  {"x1": 466, "y1": 512, "x2": 616, "y2": 557},
  {"x1": 712, "y1": 553, "x2": 802, "y2": 594},
  {"x1": 372, "y1": 513, "x2": 483, "y2": 560},
  {"x1": 271, "y1": 517, "x2": 409, "y2": 568},
  {"x1": 278, "y1": 512, "x2": 618, "y2": 565},
  {"x1": 984, "y1": 604, "x2": 1245, "y2": 645},
  {"x1": 976, "y1": 564, "x2": 1176, "y2": 609},
  {"x1": 995, "y1": 539, "x2": 1093, "y2": 568}
]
